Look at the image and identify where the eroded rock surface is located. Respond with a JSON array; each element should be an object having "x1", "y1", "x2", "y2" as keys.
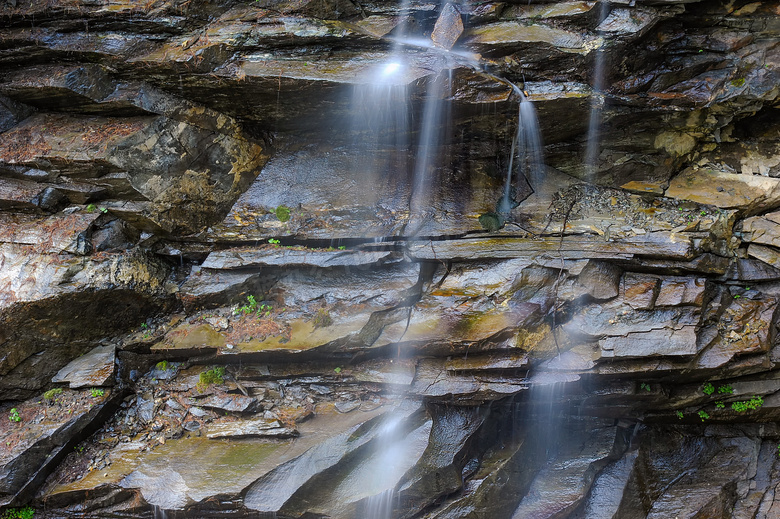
[{"x1": 1, "y1": 0, "x2": 780, "y2": 517}]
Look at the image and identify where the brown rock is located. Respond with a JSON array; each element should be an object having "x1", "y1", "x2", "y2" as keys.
[
  {"x1": 666, "y1": 167, "x2": 780, "y2": 215},
  {"x1": 622, "y1": 273, "x2": 659, "y2": 310}
]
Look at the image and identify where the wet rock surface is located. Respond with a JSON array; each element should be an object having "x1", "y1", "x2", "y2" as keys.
[{"x1": 1, "y1": 0, "x2": 780, "y2": 517}]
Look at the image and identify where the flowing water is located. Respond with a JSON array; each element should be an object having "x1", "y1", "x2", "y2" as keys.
[{"x1": 584, "y1": 3, "x2": 611, "y2": 181}]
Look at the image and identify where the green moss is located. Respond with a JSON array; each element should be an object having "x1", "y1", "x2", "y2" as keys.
[
  {"x1": 730, "y1": 77, "x2": 746, "y2": 87},
  {"x1": 313, "y1": 308, "x2": 333, "y2": 328},
  {"x1": 2, "y1": 506, "x2": 35, "y2": 519},
  {"x1": 275, "y1": 206, "x2": 291, "y2": 222},
  {"x1": 43, "y1": 388, "x2": 63, "y2": 401},
  {"x1": 199, "y1": 366, "x2": 226, "y2": 388},
  {"x1": 156, "y1": 360, "x2": 169, "y2": 371}
]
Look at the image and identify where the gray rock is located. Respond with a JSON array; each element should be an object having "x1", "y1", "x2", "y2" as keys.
[
  {"x1": 206, "y1": 419, "x2": 297, "y2": 439},
  {"x1": 52, "y1": 344, "x2": 115, "y2": 388}
]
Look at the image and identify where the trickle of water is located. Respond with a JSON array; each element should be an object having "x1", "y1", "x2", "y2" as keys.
[
  {"x1": 584, "y1": 3, "x2": 611, "y2": 181},
  {"x1": 364, "y1": 488, "x2": 397, "y2": 519},
  {"x1": 499, "y1": 86, "x2": 545, "y2": 218},
  {"x1": 153, "y1": 505, "x2": 167, "y2": 519}
]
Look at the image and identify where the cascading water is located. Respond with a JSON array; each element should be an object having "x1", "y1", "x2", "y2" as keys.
[
  {"x1": 584, "y1": 2, "x2": 611, "y2": 181},
  {"x1": 499, "y1": 87, "x2": 545, "y2": 218},
  {"x1": 350, "y1": 3, "x2": 548, "y2": 517}
]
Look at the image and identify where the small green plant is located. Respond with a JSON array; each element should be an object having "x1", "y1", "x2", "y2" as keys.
[
  {"x1": 702, "y1": 382, "x2": 715, "y2": 395},
  {"x1": 268, "y1": 238, "x2": 281, "y2": 246},
  {"x1": 256, "y1": 303, "x2": 272, "y2": 318},
  {"x1": 334, "y1": 367, "x2": 342, "y2": 374},
  {"x1": 86, "y1": 203, "x2": 97, "y2": 213},
  {"x1": 90, "y1": 388, "x2": 105, "y2": 398},
  {"x1": 338, "y1": 246, "x2": 346, "y2": 250},
  {"x1": 777, "y1": 443, "x2": 780, "y2": 457},
  {"x1": 2, "y1": 506, "x2": 35, "y2": 519},
  {"x1": 43, "y1": 388, "x2": 63, "y2": 401},
  {"x1": 675, "y1": 410, "x2": 684, "y2": 420},
  {"x1": 715, "y1": 401, "x2": 725, "y2": 409},
  {"x1": 700, "y1": 211, "x2": 707, "y2": 216},
  {"x1": 156, "y1": 360, "x2": 169, "y2": 371},
  {"x1": 640, "y1": 383, "x2": 651, "y2": 392},
  {"x1": 731, "y1": 396, "x2": 763, "y2": 412},
  {"x1": 238, "y1": 294, "x2": 258, "y2": 314},
  {"x1": 734, "y1": 294, "x2": 741, "y2": 299},
  {"x1": 198, "y1": 366, "x2": 226, "y2": 389},
  {"x1": 717, "y1": 385, "x2": 734, "y2": 394},
  {"x1": 313, "y1": 308, "x2": 333, "y2": 328},
  {"x1": 698, "y1": 410, "x2": 710, "y2": 421},
  {"x1": 141, "y1": 323, "x2": 149, "y2": 330},
  {"x1": 275, "y1": 206, "x2": 291, "y2": 222},
  {"x1": 8, "y1": 408, "x2": 21, "y2": 423},
  {"x1": 74, "y1": 445, "x2": 84, "y2": 454}
]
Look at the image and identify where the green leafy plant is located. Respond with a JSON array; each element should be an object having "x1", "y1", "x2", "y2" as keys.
[
  {"x1": 268, "y1": 238, "x2": 281, "y2": 246},
  {"x1": 717, "y1": 385, "x2": 734, "y2": 394},
  {"x1": 702, "y1": 382, "x2": 715, "y2": 395},
  {"x1": 8, "y1": 408, "x2": 21, "y2": 423},
  {"x1": 86, "y1": 203, "x2": 97, "y2": 213},
  {"x1": 43, "y1": 388, "x2": 63, "y2": 401},
  {"x1": 334, "y1": 367, "x2": 342, "y2": 374},
  {"x1": 2, "y1": 506, "x2": 35, "y2": 519},
  {"x1": 734, "y1": 294, "x2": 741, "y2": 299},
  {"x1": 198, "y1": 367, "x2": 226, "y2": 389},
  {"x1": 338, "y1": 246, "x2": 346, "y2": 250},
  {"x1": 90, "y1": 388, "x2": 105, "y2": 398},
  {"x1": 731, "y1": 396, "x2": 763, "y2": 412},
  {"x1": 275, "y1": 206, "x2": 291, "y2": 222},
  {"x1": 238, "y1": 295, "x2": 258, "y2": 314},
  {"x1": 675, "y1": 410, "x2": 684, "y2": 420},
  {"x1": 640, "y1": 383, "x2": 651, "y2": 392},
  {"x1": 715, "y1": 401, "x2": 725, "y2": 409},
  {"x1": 156, "y1": 360, "x2": 169, "y2": 371},
  {"x1": 698, "y1": 410, "x2": 710, "y2": 421},
  {"x1": 256, "y1": 303, "x2": 272, "y2": 318},
  {"x1": 141, "y1": 323, "x2": 149, "y2": 330}
]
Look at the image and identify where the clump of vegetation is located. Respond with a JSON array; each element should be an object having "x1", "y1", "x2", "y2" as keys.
[
  {"x1": 268, "y1": 238, "x2": 281, "y2": 246},
  {"x1": 8, "y1": 408, "x2": 20, "y2": 423},
  {"x1": 718, "y1": 385, "x2": 734, "y2": 394},
  {"x1": 334, "y1": 367, "x2": 342, "y2": 374},
  {"x1": 156, "y1": 360, "x2": 170, "y2": 371},
  {"x1": 275, "y1": 206, "x2": 291, "y2": 222},
  {"x1": 238, "y1": 295, "x2": 258, "y2": 314},
  {"x1": 731, "y1": 77, "x2": 746, "y2": 87},
  {"x1": 675, "y1": 410, "x2": 684, "y2": 420},
  {"x1": 715, "y1": 401, "x2": 725, "y2": 409},
  {"x1": 236, "y1": 295, "x2": 272, "y2": 317},
  {"x1": 90, "y1": 388, "x2": 105, "y2": 398},
  {"x1": 198, "y1": 367, "x2": 226, "y2": 389},
  {"x1": 313, "y1": 308, "x2": 333, "y2": 328},
  {"x1": 731, "y1": 396, "x2": 763, "y2": 412},
  {"x1": 698, "y1": 410, "x2": 710, "y2": 421},
  {"x1": 43, "y1": 388, "x2": 63, "y2": 401},
  {"x1": 702, "y1": 382, "x2": 715, "y2": 395},
  {"x1": 640, "y1": 383, "x2": 651, "y2": 392},
  {"x1": 2, "y1": 506, "x2": 35, "y2": 519}
]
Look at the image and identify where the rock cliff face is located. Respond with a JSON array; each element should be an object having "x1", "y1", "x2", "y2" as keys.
[{"x1": 1, "y1": 0, "x2": 780, "y2": 517}]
